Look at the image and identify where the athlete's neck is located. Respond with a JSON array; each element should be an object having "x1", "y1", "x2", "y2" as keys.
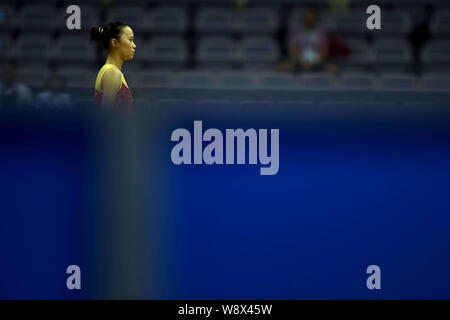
[{"x1": 105, "y1": 54, "x2": 123, "y2": 70}]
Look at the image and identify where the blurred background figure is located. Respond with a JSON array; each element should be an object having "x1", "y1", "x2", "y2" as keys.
[
  {"x1": 0, "y1": 62, "x2": 33, "y2": 108},
  {"x1": 327, "y1": 0, "x2": 349, "y2": 17},
  {"x1": 286, "y1": 6, "x2": 330, "y2": 72},
  {"x1": 233, "y1": 0, "x2": 249, "y2": 15},
  {"x1": 36, "y1": 73, "x2": 72, "y2": 109},
  {"x1": 408, "y1": 4, "x2": 433, "y2": 74}
]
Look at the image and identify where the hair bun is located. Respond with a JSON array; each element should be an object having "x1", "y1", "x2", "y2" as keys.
[
  {"x1": 90, "y1": 25, "x2": 104, "y2": 43},
  {"x1": 90, "y1": 21, "x2": 128, "y2": 50}
]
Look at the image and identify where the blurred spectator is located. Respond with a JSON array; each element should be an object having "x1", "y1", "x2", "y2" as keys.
[
  {"x1": 408, "y1": 4, "x2": 433, "y2": 73},
  {"x1": 0, "y1": 63, "x2": 33, "y2": 108},
  {"x1": 285, "y1": 7, "x2": 330, "y2": 72},
  {"x1": 36, "y1": 74, "x2": 72, "y2": 109},
  {"x1": 233, "y1": 0, "x2": 249, "y2": 15},
  {"x1": 327, "y1": 0, "x2": 351, "y2": 70},
  {"x1": 327, "y1": 0, "x2": 349, "y2": 17},
  {"x1": 328, "y1": 35, "x2": 350, "y2": 62}
]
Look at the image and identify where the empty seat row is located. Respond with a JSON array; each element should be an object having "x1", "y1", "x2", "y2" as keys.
[
  {"x1": 0, "y1": 4, "x2": 281, "y2": 35},
  {"x1": 109, "y1": 5, "x2": 281, "y2": 34},
  {"x1": 431, "y1": 9, "x2": 450, "y2": 37},
  {"x1": 0, "y1": 4, "x2": 98, "y2": 32},
  {"x1": 4, "y1": 34, "x2": 449, "y2": 74},
  {"x1": 3, "y1": 30, "x2": 449, "y2": 72},
  {"x1": 14, "y1": 67, "x2": 450, "y2": 92},
  {"x1": 1, "y1": 35, "x2": 282, "y2": 69},
  {"x1": 289, "y1": 7, "x2": 412, "y2": 36},
  {"x1": 2, "y1": 3, "x2": 449, "y2": 37},
  {"x1": 131, "y1": 71, "x2": 450, "y2": 91}
]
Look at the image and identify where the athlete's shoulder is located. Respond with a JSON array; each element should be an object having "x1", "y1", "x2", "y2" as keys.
[
  {"x1": 102, "y1": 68, "x2": 122, "y2": 89},
  {"x1": 96, "y1": 64, "x2": 122, "y2": 92},
  {"x1": 103, "y1": 66, "x2": 122, "y2": 78}
]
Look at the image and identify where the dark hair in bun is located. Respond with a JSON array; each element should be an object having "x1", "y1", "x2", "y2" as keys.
[{"x1": 90, "y1": 21, "x2": 128, "y2": 50}]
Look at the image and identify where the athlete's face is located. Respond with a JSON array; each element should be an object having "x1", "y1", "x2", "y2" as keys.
[{"x1": 117, "y1": 26, "x2": 136, "y2": 60}]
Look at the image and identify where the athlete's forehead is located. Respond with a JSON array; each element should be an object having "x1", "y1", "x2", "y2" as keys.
[{"x1": 122, "y1": 26, "x2": 134, "y2": 37}]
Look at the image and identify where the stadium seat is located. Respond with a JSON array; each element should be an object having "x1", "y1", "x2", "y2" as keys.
[
  {"x1": 421, "y1": 74, "x2": 450, "y2": 91},
  {"x1": 238, "y1": 7, "x2": 280, "y2": 35},
  {"x1": 239, "y1": 37, "x2": 280, "y2": 69},
  {"x1": 13, "y1": 35, "x2": 53, "y2": 65},
  {"x1": 139, "y1": 70, "x2": 175, "y2": 88},
  {"x1": 334, "y1": 38, "x2": 371, "y2": 72},
  {"x1": 196, "y1": 7, "x2": 235, "y2": 34},
  {"x1": 147, "y1": 6, "x2": 188, "y2": 35},
  {"x1": 176, "y1": 71, "x2": 217, "y2": 89},
  {"x1": 422, "y1": 40, "x2": 450, "y2": 73},
  {"x1": 17, "y1": 67, "x2": 50, "y2": 87},
  {"x1": 299, "y1": 73, "x2": 336, "y2": 89},
  {"x1": 197, "y1": 37, "x2": 237, "y2": 70},
  {"x1": 59, "y1": 67, "x2": 95, "y2": 88},
  {"x1": 16, "y1": 4, "x2": 57, "y2": 32},
  {"x1": 328, "y1": 9, "x2": 367, "y2": 36},
  {"x1": 373, "y1": 39, "x2": 412, "y2": 72},
  {"x1": 123, "y1": 72, "x2": 139, "y2": 89},
  {"x1": 423, "y1": 40, "x2": 450, "y2": 62},
  {"x1": 431, "y1": 9, "x2": 450, "y2": 38},
  {"x1": 144, "y1": 36, "x2": 188, "y2": 70},
  {"x1": 216, "y1": 72, "x2": 256, "y2": 89},
  {"x1": 256, "y1": 72, "x2": 298, "y2": 90},
  {"x1": 120, "y1": 61, "x2": 143, "y2": 75},
  {"x1": 287, "y1": 8, "x2": 304, "y2": 33},
  {"x1": 380, "y1": 73, "x2": 418, "y2": 91},
  {"x1": 107, "y1": 5, "x2": 146, "y2": 33},
  {"x1": 0, "y1": 34, "x2": 11, "y2": 57},
  {"x1": 375, "y1": 10, "x2": 411, "y2": 37},
  {"x1": 55, "y1": 34, "x2": 96, "y2": 66},
  {"x1": 337, "y1": 72, "x2": 379, "y2": 90}
]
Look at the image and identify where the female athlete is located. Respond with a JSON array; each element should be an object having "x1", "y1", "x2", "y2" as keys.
[{"x1": 91, "y1": 21, "x2": 136, "y2": 107}]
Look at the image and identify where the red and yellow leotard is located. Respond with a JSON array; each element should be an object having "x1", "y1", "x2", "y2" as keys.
[{"x1": 94, "y1": 64, "x2": 133, "y2": 107}]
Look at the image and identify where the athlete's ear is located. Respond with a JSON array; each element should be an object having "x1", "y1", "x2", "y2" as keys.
[{"x1": 111, "y1": 38, "x2": 119, "y2": 48}]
